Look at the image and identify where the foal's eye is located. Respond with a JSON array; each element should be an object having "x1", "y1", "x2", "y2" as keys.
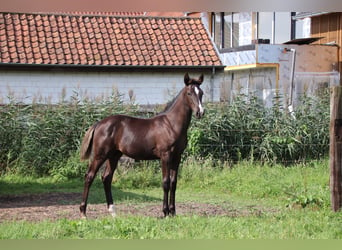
[{"x1": 187, "y1": 92, "x2": 192, "y2": 96}]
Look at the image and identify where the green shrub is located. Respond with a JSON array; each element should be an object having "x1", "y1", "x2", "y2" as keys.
[
  {"x1": 0, "y1": 101, "x2": 27, "y2": 173},
  {"x1": 114, "y1": 160, "x2": 161, "y2": 189},
  {"x1": 50, "y1": 150, "x2": 87, "y2": 181}
]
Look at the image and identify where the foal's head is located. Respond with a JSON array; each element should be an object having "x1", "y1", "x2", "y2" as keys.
[{"x1": 184, "y1": 73, "x2": 205, "y2": 119}]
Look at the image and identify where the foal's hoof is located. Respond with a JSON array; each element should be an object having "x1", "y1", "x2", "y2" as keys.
[
  {"x1": 163, "y1": 210, "x2": 176, "y2": 218},
  {"x1": 80, "y1": 204, "x2": 87, "y2": 219},
  {"x1": 108, "y1": 204, "x2": 117, "y2": 218},
  {"x1": 163, "y1": 211, "x2": 169, "y2": 217}
]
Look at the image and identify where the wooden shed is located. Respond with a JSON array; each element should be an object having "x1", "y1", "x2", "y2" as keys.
[{"x1": 302, "y1": 12, "x2": 342, "y2": 84}]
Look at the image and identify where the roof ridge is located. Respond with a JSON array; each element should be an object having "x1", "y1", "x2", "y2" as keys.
[{"x1": 0, "y1": 12, "x2": 201, "y2": 20}]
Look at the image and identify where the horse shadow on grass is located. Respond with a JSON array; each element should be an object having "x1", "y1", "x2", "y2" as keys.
[{"x1": 0, "y1": 178, "x2": 161, "y2": 209}]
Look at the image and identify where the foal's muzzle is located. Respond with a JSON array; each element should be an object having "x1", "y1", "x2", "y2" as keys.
[{"x1": 195, "y1": 109, "x2": 205, "y2": 119}]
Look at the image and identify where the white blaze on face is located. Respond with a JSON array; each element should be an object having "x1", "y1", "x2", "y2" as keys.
[{"x1": 194, "y1": 86, "x2": 204, "y2": 115}]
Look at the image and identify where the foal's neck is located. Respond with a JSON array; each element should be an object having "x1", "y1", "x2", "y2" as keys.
[{"x1": 165, "y1": 89, "x2": 192, "y2": 132}]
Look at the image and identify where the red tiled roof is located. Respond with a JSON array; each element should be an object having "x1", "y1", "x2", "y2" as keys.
[{"x1": 0, "y1": 12, "x2": 222, "y2": 67}]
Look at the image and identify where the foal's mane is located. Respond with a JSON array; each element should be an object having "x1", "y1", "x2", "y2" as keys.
[{"x1": 161, "y1": 90, "x2": 182, "y2": 113}]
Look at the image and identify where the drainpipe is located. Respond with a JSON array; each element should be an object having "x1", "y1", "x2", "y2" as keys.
[
  {"x1": 271, "y1": 12, "x2": 276, "y2": 44},
  {"x1": 284, "y1": 47, "x2": 296, "y2": 114},
  {"x1": 210, "y1": 66, "x2": 215, "y2": 102}
]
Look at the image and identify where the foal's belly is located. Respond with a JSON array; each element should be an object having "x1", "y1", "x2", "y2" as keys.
[{"x1": 119, "y1": 141, "x2": 160, "y2": 161}]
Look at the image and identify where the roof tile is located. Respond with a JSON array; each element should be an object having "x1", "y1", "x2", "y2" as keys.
[{"x1": 0, "y1": 12, "x2": 222, "y2": 67}]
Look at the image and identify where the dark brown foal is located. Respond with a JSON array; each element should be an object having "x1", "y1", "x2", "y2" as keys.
[{"x1": 79, "y1": 73, "x2": 205, "y2": 218}]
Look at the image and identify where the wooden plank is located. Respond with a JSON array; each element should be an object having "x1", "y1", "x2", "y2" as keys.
[
  {"x1": 339, "y1": 13, "x2": 342, "y2": 83},
  {"x1": 311, "y1": 13, "x2": 342, "y2": 85},
  {"x1": 329, "y1": 86, "x2": 342, "y2": 212}
]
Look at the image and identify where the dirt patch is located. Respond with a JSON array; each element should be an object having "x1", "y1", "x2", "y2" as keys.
[{"x1": 0, "y1": 192, "x2": 272, "y2": 222}]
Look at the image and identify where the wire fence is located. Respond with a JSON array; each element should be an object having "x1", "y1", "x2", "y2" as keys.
[{"x1": 191, "y1": 142, "x2": 329, "y2": 165}]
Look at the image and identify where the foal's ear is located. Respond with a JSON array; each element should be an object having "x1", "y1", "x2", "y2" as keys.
[
  {"x1": 198, "y1": 74, "x2": 204, "y2": 85},
  {"x1": 184, "y1": 73, "x2": 191, "y2": 85}
]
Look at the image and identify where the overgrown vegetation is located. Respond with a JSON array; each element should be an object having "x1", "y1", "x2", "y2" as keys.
[
  {"x1": 188, "y1": 92, "x2": 330, "y2": 164},
  {"x1": 1, "y1": 88, "x2": 339, "y2": 240},
  {"x1": 0, "y1": 89, "x2": 330, "y2": 177},
  {"x1": 0, "y1": 90, "x2": 138, "y2": 177}
]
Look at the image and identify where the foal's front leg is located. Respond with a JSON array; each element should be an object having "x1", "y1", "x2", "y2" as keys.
[
  {"x1": 161, "y1": 158, "x2": 170, "y2": 217},
  {"x1": 169, "y1": 168, "x2": 178, "y2": 216},
  {"x1": 169, "y1": 155, "x2": 181, "y2": 216}
]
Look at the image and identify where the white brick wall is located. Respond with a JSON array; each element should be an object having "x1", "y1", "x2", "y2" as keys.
[{"x1": 0, "y1": 70, "x2": 222, "y2": 105}]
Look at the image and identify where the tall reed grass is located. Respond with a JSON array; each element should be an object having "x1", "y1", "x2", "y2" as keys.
[
  {"x1": 187, "y1": 91, "x2": 330, "y2": 164},
  {"x1": 0, "y1": 88, "x2": 330, "y2": 177},
  {"x1": 0, "y1": 90, "x2": 138, "y2": 176}
]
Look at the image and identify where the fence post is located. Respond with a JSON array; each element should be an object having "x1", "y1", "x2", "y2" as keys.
[{"x1": 329, "y1": 86, "x2": 342, "y2": 212}]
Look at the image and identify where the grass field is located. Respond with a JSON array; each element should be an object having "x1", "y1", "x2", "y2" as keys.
[{"x1": 0, "y1": 158, "x2": 341, "y2": 239}]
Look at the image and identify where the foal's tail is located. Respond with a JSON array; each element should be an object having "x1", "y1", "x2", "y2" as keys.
[{"x1": 80, "y1": 123, "x2": 97, "y2": 161}]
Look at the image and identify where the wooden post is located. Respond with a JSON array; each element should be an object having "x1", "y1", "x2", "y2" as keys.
[{"x1": 329, "y1": 86, "x2": 342, "y2": 212}]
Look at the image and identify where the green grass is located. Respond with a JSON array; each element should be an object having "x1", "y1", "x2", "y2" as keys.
[
  {"x1": 0, "y1": 158, "x2": 341, "y2": 239},
  {"x1": 0, "y1": 210, "x2": 340, "y2": 239}
]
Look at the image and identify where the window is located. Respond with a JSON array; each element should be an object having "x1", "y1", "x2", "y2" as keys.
[
  {"x1": 212, "y1": 12, "x2": 295, "y2": 50},
  {"x1": 212, "y1": 12, "x2": 223, "y2": 49},
  {"x1": 258, "y1": 12, "x2": 292, "y2": 44},
  {"x1": 274, "y1": 12, "x2": 292, "y2": 44},
  {"x1": 258, "y1": 12, "x2": 273, "y2": 42},
  {"x1": 212, "y1": 12, "x2": 253, "y2": 49},
  {"x1": 295, "y1": 17, "x2": 311, "y2": 38}
]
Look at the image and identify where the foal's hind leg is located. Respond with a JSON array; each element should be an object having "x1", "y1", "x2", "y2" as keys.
[
  {"x1": 80, "y1": 158, "x2": 105, "y2": 218},
  {"x1": 102, "y1": 152, "x2": 122, "y2": 217}
]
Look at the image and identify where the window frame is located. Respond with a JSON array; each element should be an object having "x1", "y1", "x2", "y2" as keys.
[{"x1": 212, "y1": 12, "x2": 296, "y2": 51}]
